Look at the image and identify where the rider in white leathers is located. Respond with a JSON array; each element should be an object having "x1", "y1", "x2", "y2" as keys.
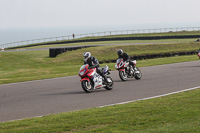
[{"x1": 83, "y1": 52, "x2": 108, "y2": 82}]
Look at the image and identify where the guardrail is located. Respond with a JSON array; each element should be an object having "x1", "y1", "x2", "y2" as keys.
[{"x1": 1, "y1": 27, "x2": 200, "y2": 49}]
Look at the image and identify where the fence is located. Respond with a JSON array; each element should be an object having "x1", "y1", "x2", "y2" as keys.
[{"x1": 1, "y1": 27, "x2": 200, "y2": 49}]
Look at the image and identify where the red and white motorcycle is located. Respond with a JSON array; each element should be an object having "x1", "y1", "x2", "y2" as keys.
[
  {"x1": 198, "y1": 49, "x2": 200, "y2": 59},
  {"x1": 79, "y1": 64, "x2": 113, "y2": 93},
  {"x1": 115, "y1": 58, "x2": 142, "y2": 81}
]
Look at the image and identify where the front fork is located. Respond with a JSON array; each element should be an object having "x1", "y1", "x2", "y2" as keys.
[
  {"x1": 80, "y1": 77, "x2": 93, "y2": 88},
  {"x1": 119, "y1": 69, "x2": 128, "y2": 76}
]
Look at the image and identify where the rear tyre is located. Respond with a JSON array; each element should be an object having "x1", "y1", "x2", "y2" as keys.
[
  {"x1": 135, "y1": 67, "x2": 142, "y2": 80},
  {"x1": 81, "y1": 80, "x2": 94, "y2": 93},
  {"x1": 105, "y1": 76, "x2": 114, "y2": 90},
  {"x1": 119, "y1": 71, "x2": 127, "y2": 81}
]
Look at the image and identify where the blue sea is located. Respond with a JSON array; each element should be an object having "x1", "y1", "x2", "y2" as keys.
[
  {"x1": 0, "y1": 26, "x2": 97, "y2": 45},
  {"x1": 0, "y1": 24, "x2": 171, "y2": 44}
]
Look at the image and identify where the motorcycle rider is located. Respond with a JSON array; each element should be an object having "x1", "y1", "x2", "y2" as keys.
[
  {"x1": 83, "y1": 52, "x2": 108, "y2": 83},
  {"x1": 117, "y1": 49, "x2": 136, "y2": 73}
]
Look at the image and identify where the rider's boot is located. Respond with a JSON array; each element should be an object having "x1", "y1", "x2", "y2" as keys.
[
  {"x1": 100, "y1": 73, "x2": 109, "y2": 84},
  {"x1": 104, "y1": 76, "x2": 109, "y2": 83}
]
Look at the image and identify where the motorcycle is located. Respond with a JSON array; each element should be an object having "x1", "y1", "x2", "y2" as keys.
[
  {"x1": 198, "y1": 49, "x2": 200, "y2": 59},
  {"x1": 79, "y1": 64, "x2": 114, "y2": 93},
  {"x1": 115, "y1": 58, "x2": 142, "y2": 81}
]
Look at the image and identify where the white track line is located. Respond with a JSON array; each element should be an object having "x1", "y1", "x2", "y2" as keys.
[{"x1": 99, "y1": 86, "x2": 200, "y2": 108}]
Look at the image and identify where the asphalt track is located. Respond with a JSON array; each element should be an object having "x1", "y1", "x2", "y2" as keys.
[{"x1": 0, "y1": 61, "x2": 200, "y2": 123}]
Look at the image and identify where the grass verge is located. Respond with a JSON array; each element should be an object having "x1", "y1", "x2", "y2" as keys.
[{"x1": 0, "y1": 88, "x2": 199, "y2": 132}]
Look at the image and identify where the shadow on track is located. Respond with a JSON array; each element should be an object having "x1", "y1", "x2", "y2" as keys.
[
  {"x1": 41, "y1": 89, "x2": 110, "y2": 96},
  {"x1": 41, "y1": 91, "x2": 85, "y2": 96},
  {"x1": 113, "y1": 79, "x2": 138, "y2": 82}
]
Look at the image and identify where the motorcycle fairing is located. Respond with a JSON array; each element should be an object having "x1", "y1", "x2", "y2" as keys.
[
  {"x1": 80, "y1": 77, "x2": 90, "y2": 82},
  {"x1": 115, "y1": 58, "x2": 124, "y2": 69},
  {"x1": 88, "y1": 68, "x2": 96, "y2": 78},
  {"x1": 198, "y1": 52, "x2": 200, "y2": 59},
  {"x1": 92, "y1": 72, "x2": 104, "y2": 89}
]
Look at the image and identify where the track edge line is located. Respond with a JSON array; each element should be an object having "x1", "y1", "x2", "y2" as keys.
[{"x1": 99, "y1": 86, "x2": 200, "y2": 108}]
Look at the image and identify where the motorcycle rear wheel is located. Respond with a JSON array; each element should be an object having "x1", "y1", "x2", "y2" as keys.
[
  {"x1": 81, "y1": 80, "x2": 94, "y2": 93},
  {"x1": 119, "y1": 70, "x2": 127, "y2": 81},
  {"x1": 135, "y1": 67, "x2": 142, "y2": 80},
  {"x1": 104, "y1": 76, "x2": 114, "y2": 90}
]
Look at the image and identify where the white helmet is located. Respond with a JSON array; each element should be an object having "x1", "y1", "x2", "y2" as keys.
[{"x1": 83, "y1": 52, "x2": 91, "y2": 62}]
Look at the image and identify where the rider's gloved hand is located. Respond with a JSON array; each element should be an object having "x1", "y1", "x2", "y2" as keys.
[{"x1": 88, "y1": 66, "x2": 95, "y2": 69}]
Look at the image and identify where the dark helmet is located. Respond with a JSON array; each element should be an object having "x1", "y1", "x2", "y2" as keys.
[{"x1": 117, "y1": 49, "x2": 123, "y2": 56}]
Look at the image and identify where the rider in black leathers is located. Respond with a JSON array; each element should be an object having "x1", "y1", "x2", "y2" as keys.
[
  {"x1": 117, "y1": 49, "x2": 136, "y2": 73},
  {"x1": 83, "y1": 52, "x2": 108, "y2": 82}
]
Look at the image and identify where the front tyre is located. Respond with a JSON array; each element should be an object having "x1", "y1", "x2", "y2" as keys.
[
  {"x1": 105, "y1": 76, "x2": 114, "y2": 90},
  {"x1": 81, "y1": 80, "x2": 94, "y2": 93},
  {"x1": 119, "y1": 70, "x2": 127, "y2": 81},
  {"x1": 135, "y1": 67, "x2": 142, "y2": 80}
]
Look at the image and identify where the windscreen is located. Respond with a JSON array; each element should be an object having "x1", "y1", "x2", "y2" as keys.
[
  {"x1": 116, "y1": 58, "x2": 123, "y2": 64},
  {"x1": 80, "y1": 65, "x2": 86, "y2": 71}
]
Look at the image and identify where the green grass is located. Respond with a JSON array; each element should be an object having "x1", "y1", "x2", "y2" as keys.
[
  {"x1": 0, "y1": 88, "x2": 199, "y2": 132},
  {"x1": 1, "y1": 42, "x2": 200, "y2": 84},
  {"x1": 12, "y1": 38, "x2": 195, "y2": 50}
]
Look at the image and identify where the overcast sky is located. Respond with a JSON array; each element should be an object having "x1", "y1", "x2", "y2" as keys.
[{"x1": 0, "y1": 0, "x2": 200, "y2": 29}]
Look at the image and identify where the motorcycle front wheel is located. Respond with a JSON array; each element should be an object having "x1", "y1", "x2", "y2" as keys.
[
  {"x1": 81, "y1": 80, "x2": 94, "y2": 93},
  {"x1": 119, "y1": 70, "x2": 127, "y2": 81}
]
